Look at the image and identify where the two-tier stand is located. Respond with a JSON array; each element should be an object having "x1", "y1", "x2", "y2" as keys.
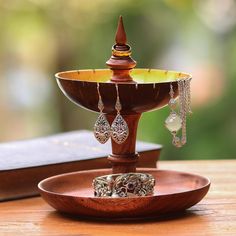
[{"x1": 38, "y1": 17, "x2": 210, "y2": 219}]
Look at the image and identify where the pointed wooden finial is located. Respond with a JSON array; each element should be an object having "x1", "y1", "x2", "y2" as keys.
[
  {"x1": 115, "y1": 16, "x2": 127, "y2": 45},
  {"x1": 106, "y1": 16, "x2": 137, "y2": 82}
]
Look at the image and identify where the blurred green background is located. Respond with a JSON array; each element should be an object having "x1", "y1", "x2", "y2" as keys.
[{"x1": 0, "y1": 0, "x2": 236, "y2": 160}]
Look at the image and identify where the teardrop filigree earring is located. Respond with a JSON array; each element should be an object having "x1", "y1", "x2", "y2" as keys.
[
  {"x1": 94, "y1": 83, "x2": 111, "y2": 144},
  {"x1": 111, "y1": 84, "x2": 129, "y2": 144}
]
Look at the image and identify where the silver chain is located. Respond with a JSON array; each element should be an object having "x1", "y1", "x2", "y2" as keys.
[{"x1": 170, "y1": 78, "x2": 191, "y2": 148}]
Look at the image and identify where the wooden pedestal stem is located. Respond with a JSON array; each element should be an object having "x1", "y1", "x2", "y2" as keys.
[
  {"x1": 106, "y1": 113, "x2": 141, "y2": 174},
  {"x1": 105, "y1": 16, "x2": 141, "y2": 174}
]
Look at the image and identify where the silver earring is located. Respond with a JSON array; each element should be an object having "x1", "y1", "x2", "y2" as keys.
[
  {"x1": 111, "y1": 84, "x2": 129, "y2": 144},
  {"x1": 165, "y1": 79, "x2": 192, "y2": 148},
  {"x1": 165, "y1": 83, "x2": 183, "y2": 147},
  {"x1": 94, "y1": 83, "x2": 111, "y2": 144}
]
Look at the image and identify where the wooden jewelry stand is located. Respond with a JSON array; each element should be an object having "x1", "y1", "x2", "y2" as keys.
[{"x1": 39, "y1": 16, "x2": 210, "y2": 219}]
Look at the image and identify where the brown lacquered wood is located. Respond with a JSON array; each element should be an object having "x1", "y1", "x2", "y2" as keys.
[
  {"x1": 55, "y1": 16, "x2": 186, "y2": 174},
  {"x1": 57, "y1": 76, "x2": 178, "y2": 115},
  {"x1": 106, "y1": 16, "x2": 136, "y2": 82},
  {"x1": 115, "y1": 16, "x2": 127, "y2": 45},
  {"x1": 38, "y1": 168, "x2": 210, "y2": 219},
  {"x1": 56, "y1": 75, "x2": 178, "y2": 174},
  {"x1": 1, "y1": 160, "x2": 235, "y2": 235},
  {"x1": 107, "y1": 113, "x2": 141, "y2": 173}
]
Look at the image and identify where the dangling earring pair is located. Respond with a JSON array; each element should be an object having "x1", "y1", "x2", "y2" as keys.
[{"x1": 94, "y1": 83, "x2": 129, "y2": 144}]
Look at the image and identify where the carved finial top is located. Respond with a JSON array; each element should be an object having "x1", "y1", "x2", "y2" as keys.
[
  {"x1": 115, "y1": 16, "x2": 127, "y2": 45},
  {"x1": 106, "y1": 16, "x2": 137, "y2": 82}
]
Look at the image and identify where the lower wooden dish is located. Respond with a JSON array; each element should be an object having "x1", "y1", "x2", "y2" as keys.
[{"x1": 38, "y1": 168, "x2": 210, "y2": 219}]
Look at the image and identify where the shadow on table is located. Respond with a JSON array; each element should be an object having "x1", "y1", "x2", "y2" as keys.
[{"x1": 46, "y1": 209, "x2": 199, "y2": 224}]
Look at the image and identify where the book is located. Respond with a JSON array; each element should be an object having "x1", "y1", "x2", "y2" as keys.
[{"x1": 0, "y1": 130, "x2": 162, "y2": 201}]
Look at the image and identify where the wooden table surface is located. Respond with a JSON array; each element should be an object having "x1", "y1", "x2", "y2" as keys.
[{"x1": 0, "y1": 160, "x2": 235, "y2": 236}]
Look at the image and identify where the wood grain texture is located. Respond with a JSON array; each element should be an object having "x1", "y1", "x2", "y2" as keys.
[
  {"x1": 57, "y1": 75, "x2": 178, "y2": 174},
  {"x1": 107, "y1": 113, "x2": 141, "y2": 173},
  {"x1": 38, "y1": 168, "x2": 210, "y2": 218},
  {"x1": 0, "y1": 160, "x2": 236, "y2": 235}
]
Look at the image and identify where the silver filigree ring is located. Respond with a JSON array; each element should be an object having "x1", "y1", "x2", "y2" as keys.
[{"x1": 93, "y1": 173, "x2": 155, "y2": 197}]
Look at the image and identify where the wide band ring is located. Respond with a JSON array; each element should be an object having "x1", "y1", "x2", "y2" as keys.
[
  {"x1": 93, "y1": 173, "x2": 155, "y2": 197},
  {"x1": 112, "y1": 46, "x2": 131, "y2": 57}
]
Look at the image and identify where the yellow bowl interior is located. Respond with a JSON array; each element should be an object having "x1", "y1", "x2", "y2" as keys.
[{"x1": 55, "y1": 68, "x2": 191, "y2": 84}]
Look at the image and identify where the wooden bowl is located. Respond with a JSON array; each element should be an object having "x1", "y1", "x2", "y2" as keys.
[
  {"x1": 38, "y1": 168, "x2": 210, "y2": 219},
  {"x1": 55, "y1": 69, "x2": 191, "y2": 114}
]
